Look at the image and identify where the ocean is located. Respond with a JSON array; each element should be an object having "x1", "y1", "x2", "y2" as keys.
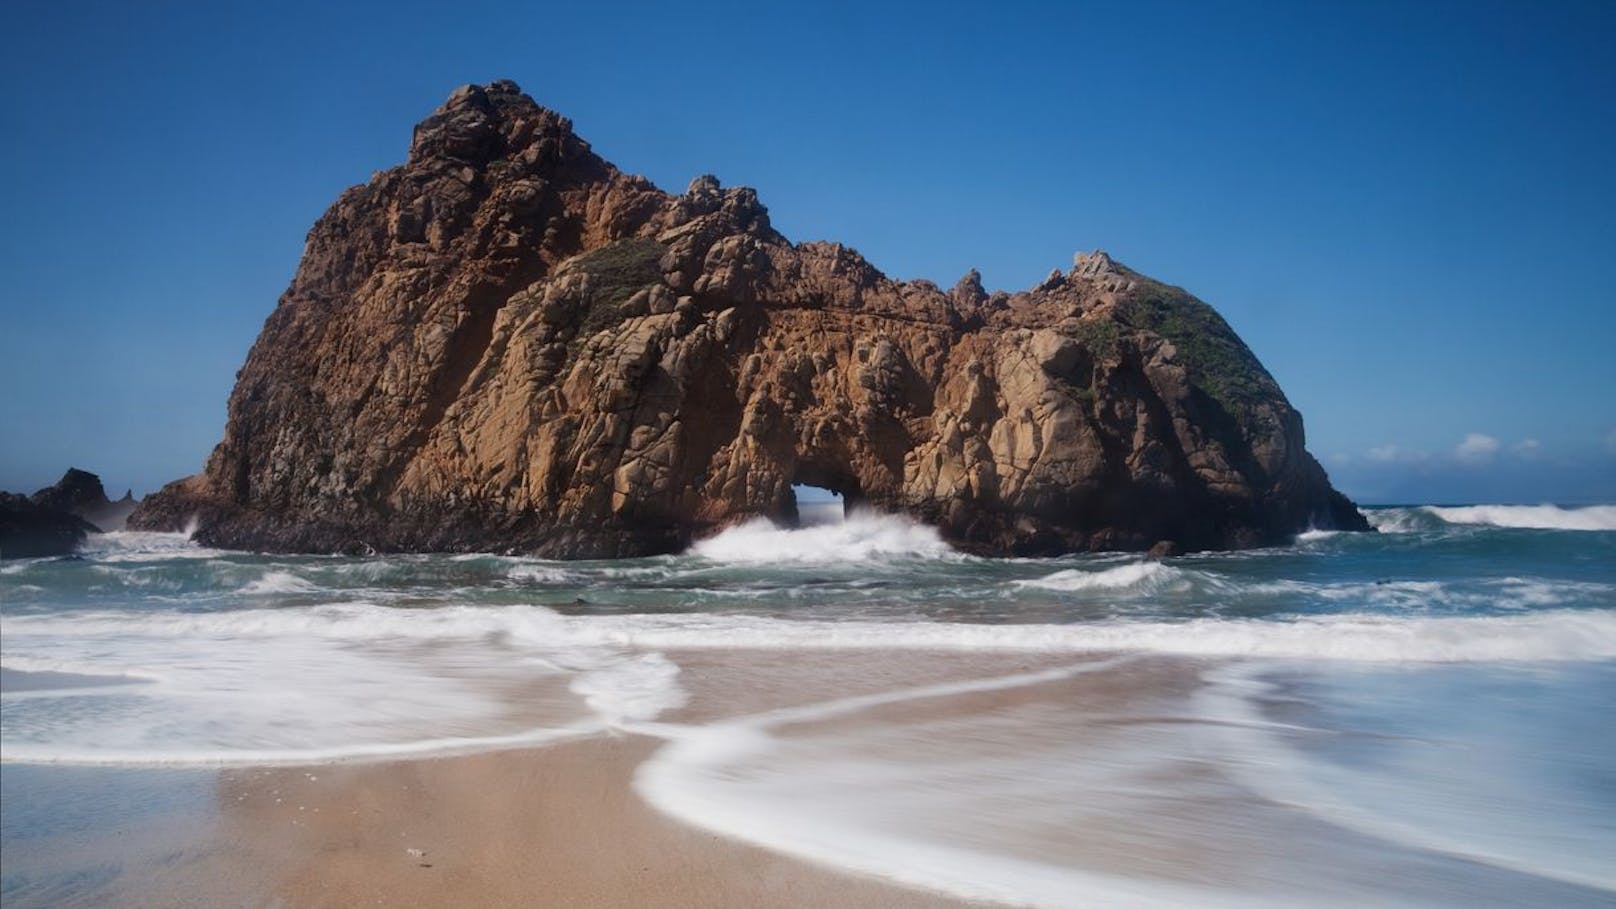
[{"x1": 2, "y1": 504, "x2": 1614, "y2": 907}]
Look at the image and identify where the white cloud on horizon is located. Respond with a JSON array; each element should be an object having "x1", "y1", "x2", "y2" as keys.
[
  {"x1": 1512, "y1": 438, "x2": 1541, "y2": 458},
  {"x1": 1454, "y1": 433, "x2": 1500, "y2": 462}
]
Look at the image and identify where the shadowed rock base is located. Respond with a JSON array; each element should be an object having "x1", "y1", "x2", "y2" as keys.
[{"x1": 132, "y1": 81, "x2": 1369, "y2": 557}]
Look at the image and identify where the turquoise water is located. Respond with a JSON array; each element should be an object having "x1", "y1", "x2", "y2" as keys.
[{"x1": 2, "y1": 504, "x2": 1613, "y2": 906}]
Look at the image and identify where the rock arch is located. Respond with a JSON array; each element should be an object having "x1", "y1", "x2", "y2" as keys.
[{"x1": 131, "y1": 81, "x2": 1369, "y2": 556}]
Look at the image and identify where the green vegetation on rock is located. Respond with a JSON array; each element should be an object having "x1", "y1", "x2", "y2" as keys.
[
  {"x1": 576, "y1": 237, "x2": 666, "y2": 308},
  {"x1": 1121, "y1": 284, "x2": 1272, "y2": 422},
  {"x1": 569, "y1": 236, "x2": 668, "y2": 342},
  {"x1": 1066, "y1": 318, "x2": 1121, "y2": 359}
]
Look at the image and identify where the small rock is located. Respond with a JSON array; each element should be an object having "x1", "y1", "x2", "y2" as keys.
[{"x1": 1147, "y1": 540, "x2": 1183, "y2": 560}]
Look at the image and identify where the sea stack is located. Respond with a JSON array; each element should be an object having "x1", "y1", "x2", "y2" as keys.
[
  {"x1": 131, "y1": 80, "x2": 1369, "y2": 557},
  {"x1": 32, "y1": 468, "x2": 139, "y2": 532}
]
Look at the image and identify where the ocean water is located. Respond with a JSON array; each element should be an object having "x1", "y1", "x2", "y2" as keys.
[{"x1": 2, "y1": 505, "x2": 1614, "y2": 906}]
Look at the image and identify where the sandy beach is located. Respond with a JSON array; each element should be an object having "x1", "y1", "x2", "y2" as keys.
[
  {"x1": 4, "y1": 740, "x2": 978, "y2": 909},
  {"x1": 7, "y1": 643, "x2": 1615, "y2": 908},
  {"x1": 4, "y1": 649, "x2": 1045, "y2": 908},
  {"x1": 202, "y1": 739, "x2": 982, "y2": 908}
]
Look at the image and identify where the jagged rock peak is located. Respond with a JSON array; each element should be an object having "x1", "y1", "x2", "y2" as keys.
[
  {"x1": 1069, "y1": 249, "x2": 1137, "y2": 294},
  {"x1": 31, "y1": 467, "x2": 106, "y2": 512},
  {"x1": 15, "y1": 467, "x2": 138, "y2": 539},
  {"x1": 407, "y1": 80, "x2": 584, "y2": 170},
  {"x1": 1071, "y1": 249, "x2": 1119, "y2": 277},
  {"x1": 686, "y1": 174, "x2": 722, "y2": 197},
  {"x1": 130, "y1": 81, "x2": 1368, "y2": 557},
  {"x1": 951, "y1": 268, "x2": 986, "y2": 306}
]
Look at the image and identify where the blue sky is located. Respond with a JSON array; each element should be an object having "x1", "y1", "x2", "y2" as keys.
[{"x1": 1, "y1": 0, "x2": 1612, "y2": 503}]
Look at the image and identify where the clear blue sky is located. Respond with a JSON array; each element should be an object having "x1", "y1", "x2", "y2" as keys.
[{"x1": 2, "y1": 0, "x2": 1612, "y2": 504}]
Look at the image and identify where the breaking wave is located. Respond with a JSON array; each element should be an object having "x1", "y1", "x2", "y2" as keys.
[
  {"x1": 689, "y1": 511, "x2": 958, "y2": 563},
  {"x1": 8, "y1": 603, "x2": 1612, "y2": 665},
  {"x1": 1370, "y1": 504, "x2": 1616, "y2": 533},
  {"x1": 1422, "y1": 504, "x2": 1616, "y2": 532},
  {"x1": 1014, "y1": 561, "x2": 1182, "y2": 592},
  {"x1": 238, "y1": 570, "x2": 320, "y2": 595}
]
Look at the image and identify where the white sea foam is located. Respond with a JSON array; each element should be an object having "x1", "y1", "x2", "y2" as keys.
[
  {"x1": 632, "y1": 656, "x2": 1370, "y2": 909},
  {"x1": 568, "y1": 652, "x2": 686, "y2": 726},
  {"x1": 13, "y1": 603, "x2": 1613, "y2": 664},
  {"x1": 0, "y1": 603, "x2": 685, "y2": 766},
  {"x1": 0, "y1": 653, "x2": 161, "y2": 679},
  {"x1": 77, "y1": 530, "x2": 223, "y2": 561},
  {"x1": 1198, "y1": 664, "x2": 1616, "y2": 893},
  {"x1": 561, "y1": 609, "x2": 1616, "y2": 662},
  {"x1": 1240, "y1": 576, "x2": 1614, "y2": 613},
  {"x1": 1014, "y1": 561, "x2": 1181, "y2": 592},
  {"x1": 1421, "y1": 504, "x2": 1616, "y2": 532},
  {"x1": 5, "y1": 595, "x2": 1613, "y2": 767},
  {"x1": 689, "y1": 511, "x2": 958, "y2": 563},
  {"x1": 0, "y1": 724, "x2": 602, "y2": 767},
  {"x1": 1362, "y1": 508, "x2": 1439, "y2": 533},
  {"x1": 238, "y1": 570, "x2": 319, "y2": 595},
  {"x1": 637, "y1": 650, "x2": 1616, "y2": 907},
  {"x1": 506, "y1": 564, "x2": 578, "y2": 583}
]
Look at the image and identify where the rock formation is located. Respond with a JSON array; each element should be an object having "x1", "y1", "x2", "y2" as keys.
[
  {"x1": 132, "y1": 80, "x2": 1369, "y2": 557},
  {"x1": 1, "y1": 492, "x2": 98, "y2": 558},
  {"x1": 32, "y1": 467, "x2": 139, "y2": 532}
]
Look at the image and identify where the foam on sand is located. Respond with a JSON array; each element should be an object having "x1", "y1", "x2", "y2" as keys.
[
  {"x1": 634, "y1": 657, "x2": 1349, "y2": 909},
  {"x1": 0, "y1": 604, "x2": 686, "y2": 766},
  {"x1": 8, "y1": 601, "x2": 1611, "y2": 765},
  {"x1": 1199, "y1": 662, "x2": 1616, "y2": 893}
]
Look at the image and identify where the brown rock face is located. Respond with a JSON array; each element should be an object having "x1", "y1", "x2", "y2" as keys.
[{"x1": 132, "y1": 81, "x2": 1369, "y2": 557}]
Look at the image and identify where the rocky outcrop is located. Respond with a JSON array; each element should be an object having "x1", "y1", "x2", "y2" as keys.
[
  {"x1": 132, "y1": 81, "x2": 1369, "y2": 557},
  {"x1": 1, "y1": 492, "x2": 98, "y2": 558},
  {"x1": 32, "y1": 468, "x2": 139, "y2": 532}
]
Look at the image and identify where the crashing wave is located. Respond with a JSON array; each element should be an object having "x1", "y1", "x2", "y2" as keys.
[
  {"x1": 689, "y1": 511, "x2": 958, "y2": 563},
  {"x1": 1013, "y1": 562, "x2": 1183, "y2": 592},
  {"x1": 1422, "y1": 504, "x2": 1616, "y2": 532}
]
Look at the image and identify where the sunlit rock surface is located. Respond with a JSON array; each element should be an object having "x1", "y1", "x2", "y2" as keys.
[{"x1": 133, "y1": 81, "x2": 1368, "y2": 557}]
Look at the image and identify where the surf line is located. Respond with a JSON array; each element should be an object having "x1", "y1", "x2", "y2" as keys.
[
  {"x1": 0, "y1": 722, "x2": 609, "y2": 768},
  {"x1": 1195, "y1": 663, "x2": 1616, "y2": 894},
  {"x1": 624, "y1": 654, "x2": 1364, "y2": 909},
  {"x1": 623, "y1": 654, "x2": 1145, "y2": 744}
]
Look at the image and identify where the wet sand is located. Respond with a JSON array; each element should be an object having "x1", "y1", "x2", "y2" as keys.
[
  {"x1": 4, "y1": 737, "x2": 981, "y2": 909},
  {"x1": 3, "y1": 650, "x2": 1029, "y2": 908},
  {"x1": 7, "y1": 649, "x2": 1609, "y2": 908},
  {"x1": 210, "y1": 738, "x2": 984, "y2": 908}
]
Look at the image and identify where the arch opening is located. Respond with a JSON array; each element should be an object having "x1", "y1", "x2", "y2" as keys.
[{"x1": 791, "y1": 483, "x2": 846, "y2": 527}]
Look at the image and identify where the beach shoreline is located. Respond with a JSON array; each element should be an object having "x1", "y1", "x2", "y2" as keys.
[
  {"x1": 5, "y1": 603, "x2": 1614, "y2": 908},
  {"x1": 3, "y1": 734, "x2": 986, "y2": 909},
  {"x1": 4, "y1": 648, "x2": 1059, "y2": 908},
  {"x1": 222, "y1": 736, "x2": 987, "y2": 909}
]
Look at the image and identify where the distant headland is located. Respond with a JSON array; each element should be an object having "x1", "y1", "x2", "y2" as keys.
[{"x1": 131, "y1": 80, "x2": 1368, "y2": 557}]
